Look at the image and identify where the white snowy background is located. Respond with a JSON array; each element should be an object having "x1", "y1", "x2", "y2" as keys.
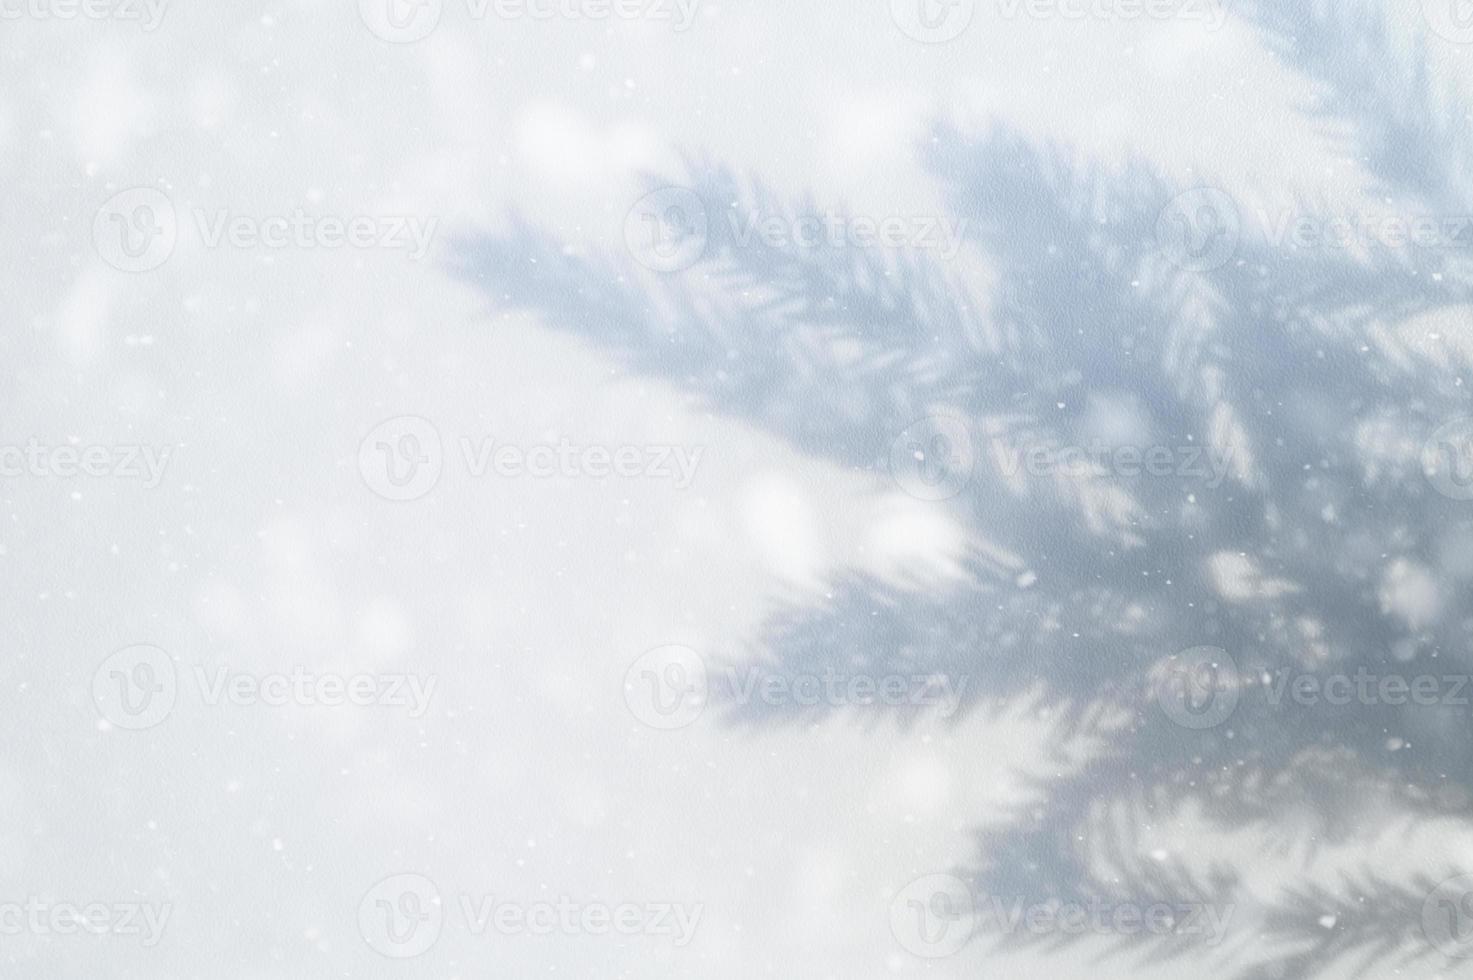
[{"x1": 4, "y1": 0, "x2": 1473, "y2": 977}]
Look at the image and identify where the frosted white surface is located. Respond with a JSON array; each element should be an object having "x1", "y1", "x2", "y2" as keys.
[{"x1": 4, "y1": 1, "x2": 1473, "y2": 977}]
